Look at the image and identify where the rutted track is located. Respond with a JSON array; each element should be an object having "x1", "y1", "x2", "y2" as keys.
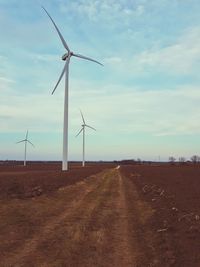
[{"x1": 0, "y1": 167, "x2": 156, "y2": 266}]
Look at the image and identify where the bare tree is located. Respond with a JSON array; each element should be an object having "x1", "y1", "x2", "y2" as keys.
[
  {"x1": 190, "y1": 155, "x2": 200, "y2": 164},
  {"x1": 179, "y1": 157, "x2": 186, "y2": 163},
  {"x1": 169, "y1": 156, "x2": 176, "y2": 164}
]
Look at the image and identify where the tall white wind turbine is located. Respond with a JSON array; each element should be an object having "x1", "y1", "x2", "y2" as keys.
[
  {"x1": 42, "y1": 7, "x2": 103, "y2": 171},
  {"x1": 16, "y1": 130, "x2": 34, "y2": 166},
  {"x1": 76, "y1": 110, "x2": 96, "y2": 167}
]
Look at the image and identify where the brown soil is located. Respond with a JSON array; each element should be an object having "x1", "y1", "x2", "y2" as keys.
[
  {"x1": 120, "y1": 164, "x2": 200, "y2": 267},
  {"x1": 0, "y1": 163, "x2": 199, "y2": 266},
  {"x1": 0, "y1": 162, "x2": 114, "y2": 199}
]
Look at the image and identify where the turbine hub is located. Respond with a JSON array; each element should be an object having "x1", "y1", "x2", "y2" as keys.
[{"x1": 62, "y1": 51, "x2": 73, "y2": 61}]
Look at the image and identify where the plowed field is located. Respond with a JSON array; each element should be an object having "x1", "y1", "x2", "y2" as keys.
[{"x1": 0, "y1": 163, "x2": 199, "y2": 266}]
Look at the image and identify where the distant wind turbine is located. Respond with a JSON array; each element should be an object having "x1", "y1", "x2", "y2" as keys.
[
  {"x1": 42, "y1": 6, "x2": 103, "y2": 171},
  {"x1": 76, "y1": 110, "x2": 96, "y2": 167},
  {"x1": 16, "y1": 130, "x2": 34, "y2": 166}
]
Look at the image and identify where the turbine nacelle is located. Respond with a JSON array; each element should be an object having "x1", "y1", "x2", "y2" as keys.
[{"x1": 62, "y1": 51, "x2": 74, "y2": 61}]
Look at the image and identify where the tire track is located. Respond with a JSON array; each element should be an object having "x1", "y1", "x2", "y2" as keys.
[
  {"x1": 1, "y1": 170, "x2": 111, "y2": 266},
  {"x1": 1, "y1": 168, "x2": 155, "y2": 267}
]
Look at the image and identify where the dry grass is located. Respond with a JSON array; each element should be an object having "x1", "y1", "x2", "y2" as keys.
[{"x1": 0, "y1": 167, "x2": 158, "y2": 266}]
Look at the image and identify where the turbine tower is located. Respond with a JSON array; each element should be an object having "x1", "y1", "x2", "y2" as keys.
[
  {"x1": 16, "y1": 130, "x2": 34, "y2": 166},
  {"x1": 76, "y1": 110, "x2": 96, "y2": 167},
  {"x1": 42, "y1": 7, "x2": 103, "y2": 171}
]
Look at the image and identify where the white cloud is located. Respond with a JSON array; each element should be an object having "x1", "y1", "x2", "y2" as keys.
[
  {"x1": 102, "y1": 26, "x2": 200, "y2": 78},
  {"x1": 0, "y1": 76, "x2": 15, "y2": 84},
  {"x1": 0, "y1": 86, "x2": 63, "y2": 132},
  {"x1": 134, "y1": 27, "x2": 200, "y2": 75},
  {"x1": 29, "y1": 53, "x2": 59, "y2": 63},
  {"x1": 2, "y1": 78, "x2": 200, "y2": 137},
  {"x1": 103, "y1": 56, "x2": 122, "y2": 64},
  {"x1": 135, "y1": 4, "x2": 145, "y2": 15},
  {"x1": 70, "y1": 81, "x2": 200, "y2": 136},
  {"x1": 59, "y1": 0, "x2": 146, "y2": 24}
]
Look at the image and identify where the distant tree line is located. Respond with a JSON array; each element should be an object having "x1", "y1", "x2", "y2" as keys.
[
  {"x1": 169, "y1": 155, "x2": 200, "y2": 164},
  {"x1": 114, "y1": 156, "x2": 200, "y2": 165}
]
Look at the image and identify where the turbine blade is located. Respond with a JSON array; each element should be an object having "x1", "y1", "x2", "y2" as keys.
[
  {"x1": 52, "y1": 59, "x2": 68, "y2": 94},
  {"x1": 26, "y1": 130, "x2": 28, "y2": 140},
  {"x1": 73, "y1": 53, "x2": 103, "y2": 66},
  {"x1": 85, "y1": 124, "x2": 96, "y2": 131},
  {"x1": 27, "y1": 140, "x2": 35, "y2": 147},
  {"x1": 42, "y1": 6, "x2": 70, "y2": 52},
  {"x1": 16, "y1": 139, "x2": 26, "y2": 144},
  {"x1": 79, "y1": 109, "x2": 86, "y2": 124},
  {"x1": 76, "y1": 128, "x2": 83, "y2": 137}
]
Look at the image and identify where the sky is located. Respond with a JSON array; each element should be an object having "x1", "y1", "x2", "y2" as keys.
[{"x1": 0, "y1": 0, "x2": 200, "y2": 162}]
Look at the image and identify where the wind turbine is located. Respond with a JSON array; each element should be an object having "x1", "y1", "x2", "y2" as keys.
[
  {"x1": 76, "y1": 110, "x2": 96, "y2": 167},
  {"x1": 16, "y1": 130, "x2": 34, "y2": 166},
  {"x1": 42, "y1": 7, "x2": 103, "y2": 171}
]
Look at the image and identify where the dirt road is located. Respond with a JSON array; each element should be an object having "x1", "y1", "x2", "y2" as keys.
[{"x1": 0, "y1": 168, "x2": 157, "y2": 266}]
